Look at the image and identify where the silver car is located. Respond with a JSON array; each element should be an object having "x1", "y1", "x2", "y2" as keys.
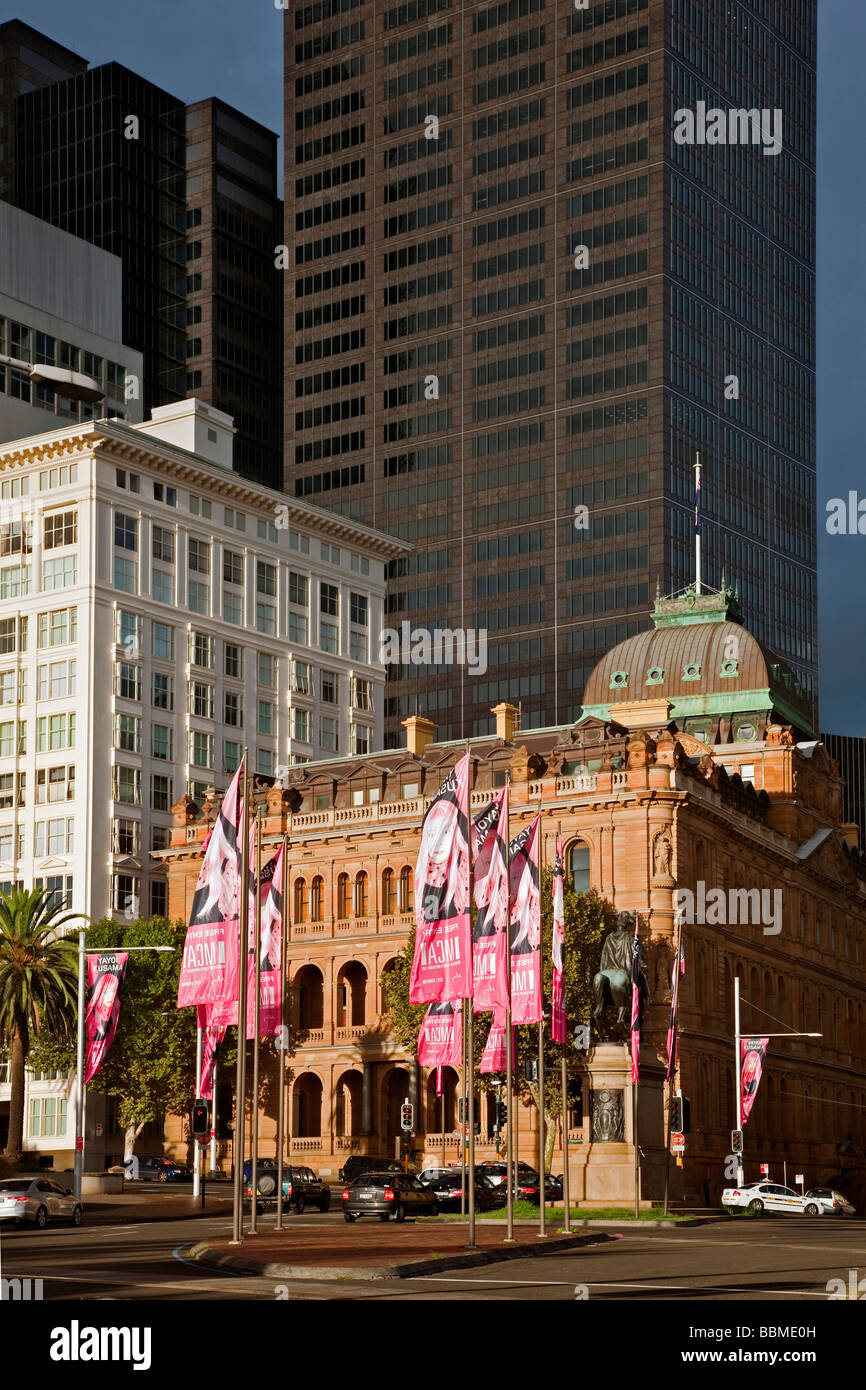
[{"x1": 0, "y1": 1177, "x2": 84, "y2": 1229}]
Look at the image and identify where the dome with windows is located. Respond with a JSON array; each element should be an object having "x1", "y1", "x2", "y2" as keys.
[{"x1": 580, "y1": 583, "x2": 814, "y2": 742}]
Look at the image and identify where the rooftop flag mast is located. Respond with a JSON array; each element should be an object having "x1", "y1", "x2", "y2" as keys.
[{"x1": 694, "y1": 454, "x2": 702, "y2": 594}]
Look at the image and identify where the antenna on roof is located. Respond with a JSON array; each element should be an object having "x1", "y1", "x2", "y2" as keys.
[{"x1": 694, "y1": 453, "x2": 702, "y2": 595}]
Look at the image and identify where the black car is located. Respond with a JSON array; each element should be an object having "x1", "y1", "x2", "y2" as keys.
[
  {"x1": 243, "y1": 1161, "x2": 331, "y2": 1213},
  {"x1": 123, "y1": 1156, "x2": 192, "y2": 1183},
  {"x1": 342, "y1": 1171, "x2": 439, "y2": 1222},
  {"x1": 338, "y1": 1155, "x2": 405, "y2": 1185},
  {"x1": 426, "y1": 1172, "x2": 506, "y2": 1212}
]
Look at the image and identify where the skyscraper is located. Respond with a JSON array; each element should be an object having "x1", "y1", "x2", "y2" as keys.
[{"x1": 282, "y1": 0, "x2": 817, "y2": 745}]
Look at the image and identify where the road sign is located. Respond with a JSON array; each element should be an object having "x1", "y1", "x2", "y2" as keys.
[
  {"x1": 795, "y1": 1173, "x2": 804, "y2": 1185},
  {"x1": 95, "y1": 1123, "x2": 103, "y2": 1137},
  {"x1": 760, "y1": 1162, "x2": 769, "y2": 1175},
  {"x1": 671, "y1": 1132, "x2": 685, "y2": 1154}
]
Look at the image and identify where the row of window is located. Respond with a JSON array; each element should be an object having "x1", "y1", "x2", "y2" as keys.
[{"x1": 292, "y1": 866, "x2": 415, "y2": 922}]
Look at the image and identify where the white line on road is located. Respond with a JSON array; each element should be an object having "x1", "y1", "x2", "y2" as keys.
[{"x1": 415, "y1": 1275, "x2": 832, "y2": 1295}]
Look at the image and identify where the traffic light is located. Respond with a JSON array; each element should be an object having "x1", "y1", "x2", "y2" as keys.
[
  {"x1": 400, "y1": 1102, "x2": 413, "y2": 1131},
  {"x1": 731, "y1": 1128, "x2": 744, "y2": 1155},
  {"x1": 670, "y1": 1095, "x2": 691, "y2": 1134},
  {"x1": 191, "y1": 1098, "x2": 209, "y2": 1136},
  {"x1": 457, "y1": 1098, "x2": 480, "y2": 1129},
  {"x1": 496, "y1": 1100, "x2": 508, "y2": 1129}
]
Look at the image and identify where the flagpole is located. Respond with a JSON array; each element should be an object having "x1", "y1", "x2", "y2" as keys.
[
  {"x1": 504, "y1": 774, "x2": 514, "y2": 1242},
  {"x1": 460, "y1": 997, "x2": 467, "y2": 1216},
  {"x1": 466, "y1": 747, "x2": 477, "y2": 1249},
  {"x1": 276, "y1": 832, "x2": 289, "y2": 1231},
  {"x1": 694, "y1": 453, "x2": 702, "y2": 594},
  {"x1": 230, "y1": 752, "x2": 250, "y2": 1246},
  {"x1": 193, "y1": 1024, "x2": 203, "y2": 1198},
  {"x1": 537, "y1": 810, "x2": 545, "y2": 1238},
  {"x1": 210, "y1": 1055, "x2": 218, "y2": 1175},
  {"x1": 663, "y1": 913, "x2": 683, "y2": 1216},
  {"x1": 249, "y1": 810, "x2": 262, "y2": 1235},
  {"x1": 735, "y1": 975, "x2": 744, "y2": 1186},
  {"x1": 558, "y1": 823, "x2": 571, "y2": 1234},
  {"x1": 632, "y1": 913, "x2": 640, "y2": 1220}
]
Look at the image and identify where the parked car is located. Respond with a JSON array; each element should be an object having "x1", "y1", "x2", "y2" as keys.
[
  {"x1": 123, "y1": 1156, "x2": 192, "y2": 1183},
  {"x1": 342, "y1": 1171, "x2": 439, "y2": 1222},
  {"x1": 722, "y1": 1182, "x2": 825, "y2": 1215},
  {"x1": 0, "y1": 1177, "x2": 83, "y2": 1229},
  {"x1": 338, "y1": 1155, "x2": 405, "y2": 1185},
  {"x1": 804, "y1": 1188, "x2": 856, "y2": 1216},
  {"x1": 476, "y1": 1161, "x2": 536, "y2": 1188},
  {"x1": 243, "y1": 1161, "x2": 330, "y2": 1214},
  {"x1": 426, "y1": 1171, "x2": 506, "y2": 1212}
]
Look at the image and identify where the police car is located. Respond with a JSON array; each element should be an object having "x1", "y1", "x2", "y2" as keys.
[{"x1": 722, "y1": 1181, "x2": 824, "y2": 1215}]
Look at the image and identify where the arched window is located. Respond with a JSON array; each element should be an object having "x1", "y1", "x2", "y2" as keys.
[
  {"x1": 353, "y1": 870, "x2": 368, "y2": 917},
  {"x1": 337, "y1": 872, "x2": 349, "y2": 919},
  {"x1": 310, "y1": 875, "x2": 323, "y2": 922},
  {"x1": 381, "y1": 867, "x2": 395, "y2": 915},
  {"x1": 570, "y1": 841, "x2": 590, "y2": 894},
  {"x1": 293, "y1": 877, "x2": 307, "y2": 923},
  {"x1": 399, "y1": 865, "x2": 414, "y2": 912}
]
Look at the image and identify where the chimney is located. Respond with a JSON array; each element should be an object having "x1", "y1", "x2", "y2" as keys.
[
  {"x1": 492, "y1": 702, "x2": 520, "y2": 742},
  {"x1": 402, "y1": 715, "x2": 437, "y2": 756}
]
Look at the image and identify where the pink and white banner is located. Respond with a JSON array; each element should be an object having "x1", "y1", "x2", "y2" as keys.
[
  {"x1": 480, "y1": 1010, "x2": 513, "y2": 1074},
  {"x1": 552, "y1": 834, "x2": 566, "y2": 1044},
  {"x1": 418, "y1": 999, "x2": 463, "y2": 1068},
  {"x1": 630, "y1": 914, "x2": 642, "y2": 1083},
  {"x1": 211, "y1": 842, "x2": 283, "y2": 1039},
  {"x1": 509, "y1": 816, "x2": 542, "y2": 1025},
  {"x1": 740, "y1": 1037, "x2": 769, "y2": 1125},
  {"x1": 197, "y1": 1004, "x2": 226, "y2": 1100},
  {"x1": 84, "y1": 951, "x2": 128, "y2": 1084},
  {"x1": 410, "y1": 752, "x2": 472, "y2": 1004},
  {"x1": 472, "y1": 785, "x2": 510, "y2": 1015},
  {"x1": 177, "y1": 766, "x2": 243, "y2": 1008}
]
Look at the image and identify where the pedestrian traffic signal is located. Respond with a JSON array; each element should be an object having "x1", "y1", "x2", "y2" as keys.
[{"x1": 192, "y1": 1099, "x2": 209, "y2": 1136}]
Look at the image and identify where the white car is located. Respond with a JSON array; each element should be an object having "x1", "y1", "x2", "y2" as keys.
[
  {"x1": 722, "y1": 1181, "x2": 824, "y2": 1216},
  {"x1": 0, "y1": 1177, "x2": 84, "y2": 1228},
  {"x1": 804, "y1": 1187, "x2": 856, "y2": 1216}
]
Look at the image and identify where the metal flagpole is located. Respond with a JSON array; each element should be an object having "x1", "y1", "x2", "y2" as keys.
[
  {"x1": 734, "y1": 975, "x2": 743, "y2": 1186},
  {"x1": 74, "y1": 927, "x2": 86, "y2": 1201},
  {"x1": 231, "y1": 752, "x2": 250, "y2": 1245},
  {"x1": 504, "y1": 775, "x2": 514, "y2": 1241},
  {"x1": 694, "y1": 453, "x2": 702, "y2": 594},
  {"x1": 467, "y1": 746, "x2": 476, "y2": 1249},
  {"x1": 193, "y1": 1024, "x2": 203, "y2": 1198},
  {"x1": 460, "y1": 998, "x2": 467, "y2": 1215},
  {"x1": 664, "y1": 915, "x2": 682, "y2": 1216},
  {"x1": 537, "y1": 807, "x2": 546, "y2": 1237},
  {"x1": 276, "y1": 832, "x2": 289, "y2": 1231},
  {"x1": 559, "y1": 821, "x2": 570, "y2": 1234},
  {"x1": 249, "y1": 811, "x2": 263, "y2": 1235},
  {"x1": 633, "y1": 915, "x2": 640, "y2": 1220},
  {"x1": 210, "y1": 1056, "x2": 218, "y2": 1175}
]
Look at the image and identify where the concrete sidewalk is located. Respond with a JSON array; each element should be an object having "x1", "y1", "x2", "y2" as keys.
[{"x1": 189, "y1": 1220, "x2": 616, "y2": 1280}]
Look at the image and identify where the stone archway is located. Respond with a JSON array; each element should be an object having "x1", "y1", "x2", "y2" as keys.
[
  {"x1": 293, "y1": 1072, "x2": 323, "y2": 1138},
  {"x1": 335, "y1": 1069, "x2": 364, "y2": 1138}
]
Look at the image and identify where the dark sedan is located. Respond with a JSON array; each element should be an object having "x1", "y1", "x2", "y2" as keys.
[
  {"x1": 123, "y1": 1156, "x2": 192, "y2": 1183},
  {"x1": 342, "y1": 1171, "x2": 439, "y2": 1222},
  {"x1": 427, "y1": 1172, "x2": 506, "y2": 1212}
]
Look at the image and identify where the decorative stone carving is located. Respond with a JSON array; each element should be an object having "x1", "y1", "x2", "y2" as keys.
[
  {"x1": 591, "y1": 1088, "x2": 625, "y2": 1143},
  {"x1": 626, "y1": 730, "x2": 656, "y2": 768},
  {"x1": 652, "y1": 828, "x2": 673, "y2": 882}
]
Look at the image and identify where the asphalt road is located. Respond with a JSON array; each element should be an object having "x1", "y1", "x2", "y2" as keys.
[{"x1": 1, "y1": 1213, "x2": 864, "y2": 1302}]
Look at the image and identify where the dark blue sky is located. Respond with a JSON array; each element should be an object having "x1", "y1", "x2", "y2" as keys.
[{"x1": 8, "y1": 0, "x2": 863, "y2": 733}]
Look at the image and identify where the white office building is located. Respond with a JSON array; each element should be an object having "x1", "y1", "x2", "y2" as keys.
[{"x1": 0, "y1": 397, "x2": 409, "y2": 928}]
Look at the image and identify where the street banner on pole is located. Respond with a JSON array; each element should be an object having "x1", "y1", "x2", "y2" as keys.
[
  {"x1": 480, "y1": 1010, "x2": 514, "y2": 1073},
  {"x1": 212, "y1": 843, "x2": 283, "y2": 1038},
  {"x1": 410, "y1": 752, "x2": 471, "y2": 1003},
  {"x1": 508, "y1": 816, "x2": 542, "y2": 1024},
  {"x1": 740, "y1": 1037, "x2": 769, "y2": 1124},
  {"x1": 665, "y1": 936, "x2": 686, "y2": 1079},
  {"x1": 630, "y1": 915, "x2": 642, "y2": 1083},
  {"x1": 472, "y1": 785, "x2": 510, "y2": 1014},
  {"x1": 418, "y1": 999, "x2": 463, "y2": 1068},
  {"x1": 177, "y1": 765, "x2": 243, "y2": 1007},
  {"x1": 552, "y1": 833, "x2": 566, "y2": 1044},
  {"x1": 83, "y1": 951, "x2": 128, "y2": 1083},
  {"x1": 197, "y1": 1004, "x2": 226, "y2": 1100}
]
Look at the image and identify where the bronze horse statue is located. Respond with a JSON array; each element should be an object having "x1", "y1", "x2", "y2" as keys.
[{"x1": 592, "y1": 911, "x2": 650, "y2": 1029}]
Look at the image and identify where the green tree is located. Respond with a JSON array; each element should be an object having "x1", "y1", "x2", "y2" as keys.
[
  {"x1": 382, "y1": 876, "x2": 618, "y2": 1170},
  {"x1": 29, "y1": 917, "x2": 201, "y2": 1161},
  {"x1": 0, "y1": 887, "x2": 79, "y2": 1163}
]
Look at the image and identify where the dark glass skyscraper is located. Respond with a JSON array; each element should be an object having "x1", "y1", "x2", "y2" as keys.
[
  {"x1": 282, "y1": 0, "x2": 817, "y2": 745},
  {"x1": 14, "y1": 61, "x2": 187, "y2": 412}
]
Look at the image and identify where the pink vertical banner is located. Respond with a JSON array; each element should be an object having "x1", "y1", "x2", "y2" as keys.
[
  {"x1": 177, "y1": 766, "x2": 243, "y2": 1008},
  {"x1": 472, "y1": 784, "x2": 510, "y2": 1014},
  {"x1": 552, "y1": 833, "x2": 566, "y2": 1044},
  {"x1": 410, "y1": 752, "x2": 472, "y2": 1003},
  {"x1": 509, "y1": 816, "x2": 542, "y2": 1025},
  {"x1": 740, "y1": 1038, "x2": 769, "y2": 1125},
  {"x1": 84, "y1": 951, "x2": 128, "y2": 1083},
  {"x1": 480, "y1": 1011, "x2": 514, "y2": 1074}
]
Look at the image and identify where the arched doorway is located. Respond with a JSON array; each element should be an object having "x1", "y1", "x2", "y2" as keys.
[
  {"x1": 294, "y1": 1073, "x2": 323, "y2": 1137},
  {"x1": 335, "y1": 1069, "x2": 363, "y2": 1137},
  {"x1": 336, "y1": 961, "x2": 367, "y2": 1027},
  {"x1": 380, "y1": 956, "x2": 399, "y2": 1014},
  {"x1": 294, "y1": 964, "x2": 324, "y2": 1032},
  {"x1": 425, "y1": 1065, "x2": 457, "y2": 1132}
]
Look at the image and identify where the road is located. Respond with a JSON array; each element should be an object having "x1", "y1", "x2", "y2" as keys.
[{"x1": 1, "y1": 1213, "x2": 864, "y2": 1301}]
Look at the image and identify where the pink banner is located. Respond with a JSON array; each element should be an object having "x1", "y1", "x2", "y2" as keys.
[
  {"x1": 480, "y1": 1010, "x2": 513, "y2": 1074},
  {"x1": 552, "y1": 834, "x2": 566, "y2": 1044},
  {"x1": 630, "y1": 914, "x2": 642, "y2": 1083},
  {"x1": 410, "y1": 752, "x2": 472, "y2": 1004},
  {"x1": 211, "y1": 843, "x2": 283, "y2": 1039},
  {"x1": 472, "y1": 786, "x2": 510, "y2": 1015},
  {"x1": 509, "y1": 817, "x2": 542, "y2": 1025},
  {"x1": 84, "y1": 951, "x2": 128, "y2": 1084},
  {"x1": 418, "y1": 999, "x2": 463, "y2": 1068},
  {"x1": 177, "y1": 766, "x2": 243, "y2": 1008},
  {"x1": 740, "y1": 1038, "x2": 769, "y2": 1125},
  {"x1": 197, "y1": 1003, "x2": 226, "y2": 1100}
]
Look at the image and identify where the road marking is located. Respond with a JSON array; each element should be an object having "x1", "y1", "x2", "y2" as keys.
[{"x1": 415, "y1": 1275, "x2": 832, "y2": 1295}]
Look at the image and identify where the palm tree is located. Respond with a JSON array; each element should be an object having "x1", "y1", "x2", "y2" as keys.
[{"x1": 0, "y1": 888, "x2": 79, "y2": 1163}]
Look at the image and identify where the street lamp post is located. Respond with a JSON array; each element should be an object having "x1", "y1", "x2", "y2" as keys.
[{"x1": 73, "y1": 944, "x2": 175, "y2": 1202}]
